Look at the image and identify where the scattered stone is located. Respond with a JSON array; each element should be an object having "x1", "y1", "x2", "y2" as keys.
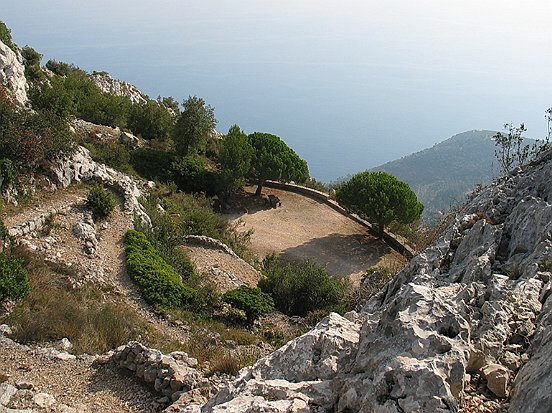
[
  {"x1": 0, "y1": 325, "x2": 12, "y2": 336},
  {"x1": 32, "y1": 392, "x2": 56, "y2": 408},
  {"x1": 14, "y1": 381, "x2": 34, "y2": 391},
  {"x1": 0, "y1": 383, "x2": 17, "y2": 405}
]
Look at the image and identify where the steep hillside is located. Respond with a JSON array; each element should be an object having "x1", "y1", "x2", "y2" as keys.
[
  {"x1": 372, "y1": 130, "x2": 501, "y2": 220},
  {"x1": 188, "y1": 149, "x2": 552, "y2": 412}
]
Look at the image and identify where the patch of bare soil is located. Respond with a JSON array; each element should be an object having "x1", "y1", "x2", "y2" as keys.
[
  {"x1": 228, "y1": 186, "x2": 406, "y2": 279},
  {"x1": 183, "y1": 245, "x2": 260, "y2": 293},
  {"x1": 0, "y1": 336, "x2": 158, "y2": 412}
]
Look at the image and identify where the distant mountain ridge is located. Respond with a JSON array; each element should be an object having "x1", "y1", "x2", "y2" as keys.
[{"x1": 371, "y1": 130, "x2": 501, "y2": 221}]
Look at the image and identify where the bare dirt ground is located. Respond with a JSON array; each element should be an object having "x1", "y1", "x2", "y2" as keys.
[
  {"x1": 183, "y1": 245, "x2": 260, "y2": 293},
  {"x1": 228, "y1": 186, "x2": 406, "y2": 281}
]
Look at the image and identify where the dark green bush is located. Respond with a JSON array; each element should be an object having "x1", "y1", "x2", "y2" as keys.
[
  {"x1": 222, "y1": 285, "x2": 274, "y2": 323},
  {"x1": 124, "y1": 230, "x2": 199, "y2": 310},
  {"x1": 0, "y1": 98, "x2": 75, "y2": 170},
  {"x1": 84, "y1": 141, "x2": 132, "y2": 173},
  {"x1": 0, "y1": 159, "x2": 16, "y2": 189},
  {"x1": 128, "y1": 99, "x2": 175, "y2": 140},
  {"x1": 171, "y1": 155, "x2": 216, "y2": 195},
  {"x1": 21, "y1": 46, "x2": 45, "y2": 83},
  {"x1": 130, "y1": 147, "x2": 176, "y2": 182},
  {"x1": 86, "y1": 184, "x2": 117, "y2": 218},
  {"x1": 0, "y1": 252, "x2": 29, "y2": 301},
  {"x1": 259, "y1": 256, "x2": 348, "y2": 317},
  {"x1": 0, "y1": 21, "x2": 17, "y2": 53}
]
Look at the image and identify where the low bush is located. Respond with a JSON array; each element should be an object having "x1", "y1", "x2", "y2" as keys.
[
  {"x1": 171, "y1": 155, "x2": 217, "y2": 195},
  {"x1": 124, "y1": 230, "x2": 199, "y2": 310},
  {"x1": 0, "y1": 252, "x2": 29, "y2": 301},
  {"x1": 84, "y1": 141, "x2": 132, "y2": 173},
  {"x1": 130, "y1": 147, "x2": 176, "y2": 182},
  {"x1": 0, "y1": 159, "x2": 16, "y2": 189},
  {"x1": 0, "y1": 98, "x2": 75, "y2": 171},
  {"x1": 86, "y1": 184, "x2": 117, "y2": 218},
  {"x1": 222, "y1": 286, "x2": 274, "y2": 323},
  {"x1": 259, "y1": 255, "x2": 348, "y2": 317}
]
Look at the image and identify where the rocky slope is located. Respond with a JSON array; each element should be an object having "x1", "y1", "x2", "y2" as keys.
[
  {"x1": 89, "y1": 72, "x2": 147, "y2": 105},
  {"x1": 182, "y1": 150, "x2": 552, "y2": 412},
  {"x1": 0, "y1": 40, "x2": 28, "y2": 106}
]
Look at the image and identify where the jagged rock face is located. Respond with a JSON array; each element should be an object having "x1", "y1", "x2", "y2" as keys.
[
  {"x1": 89, "y1": 72, "x2": 147, "y2": 105},
  {"x1": 188, "y1": 151, "x2": 552, "y2": 413},
  {"x1": 0, "y1": 40, "x2": 28, "y2": 106},
  {"x1": 50, "y1": 146, "x2": 151, "y2": 226}
]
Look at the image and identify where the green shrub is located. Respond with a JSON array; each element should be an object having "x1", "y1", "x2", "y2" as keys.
[
  {"x1": 0, "y1": 159, "x2": 16, "y2": 189},
  {"x1": 124, "y1": 230, "x2": 199, "y2": 309},
  {"x1": 171, "y1": 155, "x2": 216, "y2": 195},
  {"x1": 0, "y1": 98, "x2": 75, "y2": 170},
  {"x1": 130, "y1": 147, "x2": 176, "y2": 182},
  {"x1": 86, "y1": 184, "x2": 117, "y2": 218},
  {"x1": 128, "y1": 99, "x2": 175, "y2": 140},
  {"x1": 84, "y1": 141, "x2": 132, "y2": 173},
  {"x1": 222, "y1": 285, "x2": 274, "y2": 323},
  {"x1": 0, "y1": 252, "x2": 29, "y2": 301},
  {"x1": 259, "y1": 255, "x2": 348, "y2": 317},
  {"x1": 0, "y1": 21, "x2": 17, "y2": 53},
  {"x1": 21, "y1": 46, "x2": 45, "y2": 83}
]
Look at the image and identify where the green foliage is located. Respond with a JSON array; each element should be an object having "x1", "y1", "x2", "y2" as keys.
[
  {"x1": 222, "y1": 285, "x2": 274, "y2": 323},
  {"x1": 84, "y1": 141, "x2": 132, "y2": 173},
  {"x1": 0, "y1": 98, "x2": 75, "y2": 170},
  {"x1": 539, "y1": 260, "x2": 552, "y2": 272},
  {"x1": 0, "y1": 252, "x2": 29, "y2": 301},
  {"x1": 248, "y1": 132, "x2": 309, "y2": 195},
  {"x1": 124, "y1": 230, "x2": 199, "y2": 309},
  {"x1": 45, "y1": 60, "x2": 80, "y2": 76},
  {"x1": 21, "y1": 46, "x2": 45, "y2": 83},
  {"x1": 158, "y1": 96, "x2": 180, "y2": 114},
  {"x1": 0, "y1": 159, "x2": 16, "y2": 189},
  {"x1": 130, "y1": 147, "x2": 176, "y2": 182},
  {"x1": 86, "y1": 184, "x2": 117, "y2": 218},
  {"x1": 171, "y1": 155, "x2": 216, "y2": 194},
  {"x1": 259, "y1": 255, "x2": 348, "y2": 317},
  {"x1": 493, "y1": 123, "x2": 532, "y2": 175},
  {"x1": 336, "y1": 171, "x2": 423, "y2": 236},
  {"x1": 128, "y1": 99, "x2": 175, "y2": 140},
  {"x1": 303, "y1": 177, "x2": 329, "y2": 193},
  {"x1": 0, "y1": 21, "x2": 16, "y2": 52},
  {"x1": 30, "y1": 67, "x2": 131, "y2": 127},
  {"x1": 173, "y1": 96, "x2": 217, "y2": 156},
  {"x1": 218, "y1": 125, "x2": 254, "y2": 196}
]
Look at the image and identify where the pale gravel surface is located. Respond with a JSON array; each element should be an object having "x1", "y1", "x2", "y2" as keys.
[{"x1": 0, "y1": 336, "x2": 157, "y2": 412}]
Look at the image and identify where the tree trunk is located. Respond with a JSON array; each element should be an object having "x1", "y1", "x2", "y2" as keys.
[
  {"x1": 255, "y1": 179, "x2": 264, "y2": 196},
  {"x1": 376, "y1": 222, "x2": 385, "y2": 239}
]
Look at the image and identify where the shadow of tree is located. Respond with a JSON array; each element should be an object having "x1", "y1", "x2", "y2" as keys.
[
  {"x1": 279, "y1": 233, "x2": 391, "y2": 277},
  {"x1": 87, "y1": 363, "x2": 158, "y2": 412}
]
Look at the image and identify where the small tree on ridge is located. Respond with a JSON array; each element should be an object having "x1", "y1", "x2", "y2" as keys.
[{"x1": 336, "y1": 171, "x2": 423, "y2": 237}]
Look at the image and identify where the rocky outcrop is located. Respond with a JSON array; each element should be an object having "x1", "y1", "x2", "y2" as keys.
[
  {"x1": 50, "y1": 146, "x2": 151, "y2": 226},
  {"x1": 89, "y1": 72, "x2": 147, "y2": 105},
  {"x1": 110, "y1": 342, "x2": 214, "y2": 408},
  {"x1": 0, "y1": 40, "x2": 28, "y2": 106},
  {"x1": 187, "y1": 150, "x2": 552, "y2": 412}
]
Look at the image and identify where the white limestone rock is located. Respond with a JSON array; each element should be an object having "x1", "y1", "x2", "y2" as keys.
[
  {"x1": 89, "y1": 72, "x2": 147, "y2": 105},
  {"x1": 51, "y1": 146, "x2": 151, "y2": 226},
  {"x1": 0, "y1": 40, "x2": 27, "y2": 106}
]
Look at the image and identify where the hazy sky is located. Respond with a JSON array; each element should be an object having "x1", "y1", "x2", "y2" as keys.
[{"x1": 3, "y1": 1, "x2": 552, "y2": 180}]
